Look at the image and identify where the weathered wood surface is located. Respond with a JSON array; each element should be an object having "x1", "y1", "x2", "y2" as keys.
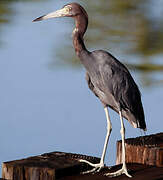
[
  {"x1": 2, "y1": 154, "x2": 163, "y2": 180},
  {"x1": 2, "y1": 152, "x2": 163, "y2": 180},
  {"x1": 116, "y1": 132, "x2": 163, "y2": 167},
  {"x1": 2, "y1": 152, "x2": 100, "y2": 180},
  {"x1": 2, "y1": 132, "x2": 163, "y2": 179},
  {"x1": 60, "y1": 163, "x2": 163, "y2": 180}
]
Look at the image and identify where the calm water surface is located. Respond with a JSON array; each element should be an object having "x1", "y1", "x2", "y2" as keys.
[{"x1": 0, "y1": 0, "x2": 163, "y2": 174}]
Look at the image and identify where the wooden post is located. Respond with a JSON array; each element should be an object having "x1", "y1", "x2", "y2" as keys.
[
  {"x1": 2, "y1": 152, "x2": 100, "y2": 180},
  {"x1": 2, "y1": 133, "x2": 163, "y2": 179},
  {"x1": 116, "y1": 132, "x2": 163, "y2": 167}
]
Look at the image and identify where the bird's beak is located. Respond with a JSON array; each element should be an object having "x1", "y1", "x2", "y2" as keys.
[{"x1": 33, "y1": 7, "x2": 70, "y2": 22}]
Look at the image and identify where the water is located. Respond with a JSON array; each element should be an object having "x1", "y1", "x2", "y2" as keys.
[{"x1": 0, "y1": 0, "x2": 163, "y2": 175}]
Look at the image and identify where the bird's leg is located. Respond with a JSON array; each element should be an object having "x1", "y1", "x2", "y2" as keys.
[
  {"x1": 105, "y1": 110, "x2": 132, "y2": 178},
  {"x1": 79, "y1": 107, "x2": 112, "y2": 174},
  {"x1": 100, "y1": 107, "x2": 112, "y2": 168}
]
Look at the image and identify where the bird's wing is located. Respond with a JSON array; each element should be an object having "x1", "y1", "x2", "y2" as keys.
[
  {"x1": 85, "y1": 71, "x2": 99, "y2": 97},
  {"x1": 100, "y1": 59, "x2": 138, "y2": 111},
  {"x1": 89, "y1": 50, "x2": 146, "y2": 130},
  {"x1": 100, "y1": 59, "x2": 145, "y2": 130},
  {"x1": 90, "y1": 50, "x2": 130, "y2": 98}
]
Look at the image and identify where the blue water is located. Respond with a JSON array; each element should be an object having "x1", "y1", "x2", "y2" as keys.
[{"x1": 0, "y1": 0, "x2": 162, "y2": 175}]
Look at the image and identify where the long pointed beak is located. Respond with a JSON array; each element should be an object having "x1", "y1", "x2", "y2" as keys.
[{"x1": 33, "y1": 7, "x2": 70, "y2": 22}]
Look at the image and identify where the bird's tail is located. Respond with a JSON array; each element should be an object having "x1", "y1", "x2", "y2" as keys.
[
  {"x1": 135, "y1": 100, "x2": 146, "y2": 131},
  {"x1": 125, "y1": 102, "x2": 146, "y2": 131}
]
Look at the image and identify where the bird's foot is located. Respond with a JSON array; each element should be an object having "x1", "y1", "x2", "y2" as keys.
[
  {"x1": 105, "y1": 165, "x2": 132, "y2": 178},
  {"x1": 79, "y1": 159, "x2": 105, "y2": 174}
]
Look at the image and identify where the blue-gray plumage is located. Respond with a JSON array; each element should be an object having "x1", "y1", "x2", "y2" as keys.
[
  {"x1": 83, "y1": 50, "x2": 146, "y2": 130},
  {"x1": 33, "y1": 2, "x2": 146, "y2": 177}
]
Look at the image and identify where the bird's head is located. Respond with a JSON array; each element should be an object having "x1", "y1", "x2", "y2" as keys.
[{"x1": 33, "y1": 3, "x2": 88, "y2": 22}]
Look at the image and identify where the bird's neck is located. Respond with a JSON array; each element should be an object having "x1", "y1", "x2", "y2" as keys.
[{"x1": 73, "y1": 14, "x2": 88, "y2": 57}]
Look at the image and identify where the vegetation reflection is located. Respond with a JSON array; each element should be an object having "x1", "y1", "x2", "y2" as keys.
[
  {"x1": 0, "y1": 0, "x2": 163, "y2": 87},
  {"x1": 0, "y1": 0, "x2": 43, "y2": 46},
  {"x1": 54, "y1": 0, "x2": 163, "y2": 64},
  {"x1": 51, "y1": 0, "x2": 163, "y2": 87}
]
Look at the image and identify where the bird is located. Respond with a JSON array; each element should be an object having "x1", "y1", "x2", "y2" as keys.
[{"x1": 33, "y1": 3, "x2": 146, "y2": 178}]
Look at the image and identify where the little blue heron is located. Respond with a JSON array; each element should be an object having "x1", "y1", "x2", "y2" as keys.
[{"x1": 33, "y1": 3, "x2": 146, "y2": 178}]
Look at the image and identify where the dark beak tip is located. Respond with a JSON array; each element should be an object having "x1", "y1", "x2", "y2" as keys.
[{"x1": 32, "y1": 16, "x2": 44, "y2": 22}]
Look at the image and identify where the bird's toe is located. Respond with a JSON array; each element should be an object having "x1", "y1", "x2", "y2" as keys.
[{"x1": 79, "y1": 159, "x2": 105, "y2": 174}]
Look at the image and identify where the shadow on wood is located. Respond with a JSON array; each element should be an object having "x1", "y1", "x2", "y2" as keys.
[{"x1": 59, "y1": 163, "x2": 163, "y2": 180}]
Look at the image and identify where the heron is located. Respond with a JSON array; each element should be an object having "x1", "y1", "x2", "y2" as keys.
[{"x1": 33, "y1": 3, "x2": 146, "y2": 178}]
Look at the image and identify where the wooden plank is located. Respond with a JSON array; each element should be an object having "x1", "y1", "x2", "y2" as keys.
[
  {"x1": 2, "y1": 154, "x2": 163, "y2": 180},
  {"x1": 2, "y1": 153, "x2": 163, "y2": 180},
  {"x1": 2, "y1": 152, "x2": 100, "y2": 180},
  {"x1": 2, "y1": 132, "x2": 163, "y2": 179},
  {"x1": 116, "y1": 132, "x2": 163, "y2": 167},
  {"x1": 60, "y1": 163, "x2": 163, "y2": 180}
]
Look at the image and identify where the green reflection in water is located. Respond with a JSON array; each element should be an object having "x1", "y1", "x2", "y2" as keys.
[
  {"x1": 0, "y1": 0, "x2": 163, "y2": 87},
  {"x1": 50, "y1": 0, "x2": 163, "y2": 87},
  {"x1": 86, "y1": 0, "x2": 163, "y2": 56},
  {"x1": 0, "y1": 0, "x2": 44, "y2": 46},
  {"x1": 0, "y1": 1, "x2": 12, "y2": 47},
  {"x1": 53, "y1": 0, "x2": 163, "y2": 62}
]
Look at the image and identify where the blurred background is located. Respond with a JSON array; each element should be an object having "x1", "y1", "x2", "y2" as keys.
[{"x1": 0, "y1": 0, "x2": 163, "y2": 174}]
